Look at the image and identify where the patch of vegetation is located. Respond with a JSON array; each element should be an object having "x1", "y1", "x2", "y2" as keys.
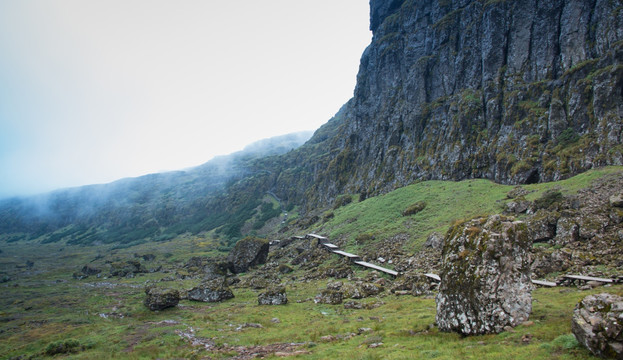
[
  {"x1": 402, "y1": 201, "x2": 427, "y2": 216},
  {"x1": 44, "y1": 338, "x2": 85, "y2": 355},
  {"x1": 556, "y1": 128, "x2": 580, "y2": 148},
  {"x1": 534, "y1": 190, "x2": 563, "y2": 209},
  {"x1": 333, "y1": 195, "x2": 354, "y2": 210}
]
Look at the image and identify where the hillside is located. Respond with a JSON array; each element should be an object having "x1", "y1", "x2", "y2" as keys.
[
  {"x1": 1, "y1": 0, "x2": 622, "y2": 247},
  {"x1": 0, "y1": 131, "x2": 312, "y2": 246}
]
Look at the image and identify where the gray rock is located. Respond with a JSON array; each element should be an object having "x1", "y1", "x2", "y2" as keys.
[
  {"x1": 314, "y1": 289, "x2": 343, "y2": 305},
  {"x1": 188, "y1": 279, "x2": 234, "y2": 303},
  {"x1": 144, "y1": 287, "x2": 180, "y2": 311},
  {"x1": 81, "y1": 265, "x2": 101, "y2": 276},
  {"x1": 227, "y1": 237, "x2": 269, "y2": 274},
  {"x1": 424, "y1": 232, "x2": 444, "y2": 250},
  {"x1": 572, "y1": 293, "x2": 623, "y2": 359},
  {"x1": 258, "y1": 286, "x2": 288, "y2": 305},
  {"x1": 610, "y1": 193, "x2": 623, "y2": 208},
  {"x1": 436, "y1": 215, "x2": 533, "y2": 335}
]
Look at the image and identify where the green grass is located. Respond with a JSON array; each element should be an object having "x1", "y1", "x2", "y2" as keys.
[
  {"x1": 1, "y1": 166, "x2": 622, "y2": 359},
  {"x1": 305, "y1": 166, "x2": 622, "y2": 253}
]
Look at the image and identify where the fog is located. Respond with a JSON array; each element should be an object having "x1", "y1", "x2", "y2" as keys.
[{"x1": 0, "y1": 1, "x2": 371, "y2": 199}]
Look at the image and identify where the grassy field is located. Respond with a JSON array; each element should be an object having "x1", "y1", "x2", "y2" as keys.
[{"x1": 1, "y1": 166, "x2": 622, "y2": 359}]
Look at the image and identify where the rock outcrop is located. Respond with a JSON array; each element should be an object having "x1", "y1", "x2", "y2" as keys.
[
  {"x1": 572, "y1": 293, "x2": 623, "y2": 359},
  {"x1": 227, "y1": 237, "x2": 270, "y2": 274},
  {"x1": 258, "y1": 286, "x2": 288, "y2": 305},
  {"x1": 436, "y1": 215, "x2": 533, "y2": 335},
  {"x1": 188, "y1": 279, "x2": 235, "y2": 303},
  {"x1": 285, "y1": 0, "x2": 623, "y2": 209},
  {"x1": 144, "y1": 287, "x2": 180, "y2": 311}
]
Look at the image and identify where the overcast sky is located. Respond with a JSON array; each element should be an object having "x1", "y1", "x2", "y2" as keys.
[{"x1": 0, "y1": 0, "x2": 371, "y2": 198}]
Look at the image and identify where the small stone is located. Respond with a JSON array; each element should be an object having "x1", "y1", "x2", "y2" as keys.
[
  {"x1": 368, "y1": 342, "x2": 383, "y2": 348},
  {"x1": 271, "y1": 318, "x2": 281, "y2": 323},
  {"x1": 521, "y1": 334, "x2": 533, "y2": 344},
  {"x1": 522, "y1": 321, "x2": 534, "y2": 327},
  {"x1": 609, "y1": 193, "x2": 623, "y2": 207},
  {"x1": 320, "y1": 335, "x2": 337, "y2": 342}
]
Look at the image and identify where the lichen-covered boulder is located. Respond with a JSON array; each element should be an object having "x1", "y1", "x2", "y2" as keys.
[
  {"x1": 144, "y1": 287, "x2": 180, "y2": 311},
  {"x1": 258, "y1": 286, "x2": 288, "y2": 305},
  {"x1": 572, "y1": 293, "x2": 623, "y2": 359},
  {"x1": 436, "y1": 215, "x2": 533, "y2": 335},
  {"x1": 227, "y1": 237, "x2": 270, "y2": 274},
  {"x1": 188, "y1": 279, "x2": 234, "y2": 303},
  {"x1": 314, "y1": 289, "x2": 343, "y2": 305}
]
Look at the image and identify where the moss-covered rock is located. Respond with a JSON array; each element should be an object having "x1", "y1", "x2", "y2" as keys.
[
  {"x1": 572, "y1": 293, "x2": 623, "y2": 359},
  {"x1": 436, "y1": 215, "x2": 533, "y2": 335},
  {"x1": 227, "y1": 236, "x2": 270, "y2": 274},
  {"x1": 144, "y1": 286, "x2": 180, "y2": 311}
]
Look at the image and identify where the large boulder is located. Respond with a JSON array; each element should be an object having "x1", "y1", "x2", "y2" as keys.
[
  {"x1": 144, "y1": 287, "x2": 180, "y2": 311},
  {"x1": 258, "y1": 286, "x2": 288, "y2": 305},
  {"x1": 572, "y1": 293, "x2": 623, "y2": 359},
  {"x1": 188, "y1": 278, "x2": 234, "y2": 303},
  {"x1": 227, "y1": 237, "x2": 270, "y2": 274},
  {"x1": 436, "y1": 215, "x2": 533, "y2": 335}
]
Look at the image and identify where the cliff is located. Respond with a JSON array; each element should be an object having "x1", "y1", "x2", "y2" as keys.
[{"x1": 300, "y1": 0, "x2": 623, "y2": 206}]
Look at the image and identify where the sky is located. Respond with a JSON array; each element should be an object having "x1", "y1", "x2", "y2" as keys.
[{"x1": 0, "y1": 0, "x2": 372, "y2": 198}]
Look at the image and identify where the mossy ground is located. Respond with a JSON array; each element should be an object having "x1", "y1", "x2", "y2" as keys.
[{"x1": 1, "y1": 167, "x2": 622, "y2": 359}]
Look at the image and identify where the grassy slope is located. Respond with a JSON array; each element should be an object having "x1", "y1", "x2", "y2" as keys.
[
  {"x1": 1, "y1": 166, "x2": 622, "y2": 359},
  {"x1": 307, "y1": 166, "x2": 623, "y2": 254}
]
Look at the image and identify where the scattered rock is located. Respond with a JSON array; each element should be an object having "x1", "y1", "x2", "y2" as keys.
[
  {"x1": 258, "y1": 286, "x2": 288, "y2": 305},
  {"x1": 436, "y1": 215, "x2": 533, "y2": 335},
  {"x1": 109, "y1": 260, "x2": 146, "y2": 277},
  {"x1": 144, "y1": 287, "x2": 180, "y2": 311},
  {"x1": 424, "y1": 232, "x2": 444, "y2": 250},
  {"x1": 188, "y1": 279, "x2": 234, "y2": 303},
  {"x1": 278, "y1": 264, "x2": 293, "y2": 274},
  {"x1": 521, "y1": 333, "x2": 533, "y2": 345},
  {"x1": 271, "y1": 318, "x2": 281, "y2": 324},
  {"x1": 344, "y1": 301, "x2": 363, "y2": 309},
  {"x1": 236, "y1": 322, "x2": 263, "y2": 331},
  {"x1": 610, "y1": 193, "x2": 623, "y2": 208},
  {"x1": 81, "y1": 265, "x2": 101, "y2": 276},
  {"x1": 227, "y1": 237, "x2": 270, "y2": 274},
  {"x1": 572, "y1": 293, "x2": 623, "y2": 359},
  {"x1": 314, "y1": 289, "x2": 343, "y2": 305}
]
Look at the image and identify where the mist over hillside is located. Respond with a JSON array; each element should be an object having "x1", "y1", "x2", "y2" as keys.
[{"x1": 0, "y1": 131, "x2": 312, "y2": 245}]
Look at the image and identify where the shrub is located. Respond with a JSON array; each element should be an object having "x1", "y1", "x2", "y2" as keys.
[
  {"x1": 355, "y1": 233, "x2": 375, "y2": 244},
  {"x1": 402, "y1": 201, "x2": 427, "y2": 216},
  {"x1": 44, "y1": 339, "x2": 83, "y2": 355},
  {"x1": 534, "y1": 190, "x2": 563, "y2": 209},
  {"x1": 557, "y1": 128, "x2": 580, "y2": 147},
  {"x1": 333, "y1": 195, "x2": 353, "y2": 209}
]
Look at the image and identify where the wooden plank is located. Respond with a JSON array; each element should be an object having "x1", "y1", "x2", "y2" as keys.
[
  {"x1": 331, "y1": 250, "x2": 361, "y2": 260},
  {"x1": 531, "y1": 279, "x2": 557, "y2": 287},
  {"x1": 564, "y1": 274, "x2": 613, "y2": 283},
  {"x1": 354, "y1": 261, "x2": 398, "y2": 276},
  {"x1": 306, "y1": 233, "x2": 328, "y2": 241},
  {"x1": 322, "y1": 243, "x2": 339, "y2": 249},
  {"x1": 291, "y1": 236, "x2": 305, "y2": 240},
  {"x1": 424, "y1": 273, "x2": 441, "y2": 282}
]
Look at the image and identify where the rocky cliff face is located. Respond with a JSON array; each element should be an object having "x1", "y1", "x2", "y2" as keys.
[{"x1": 300, "y1": 0, "x2": 623, "y2": 207}]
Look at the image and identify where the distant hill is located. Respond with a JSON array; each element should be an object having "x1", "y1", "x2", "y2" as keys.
[{"x1": 0, "y1": 131, "x2": 312, "y2": 246}]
